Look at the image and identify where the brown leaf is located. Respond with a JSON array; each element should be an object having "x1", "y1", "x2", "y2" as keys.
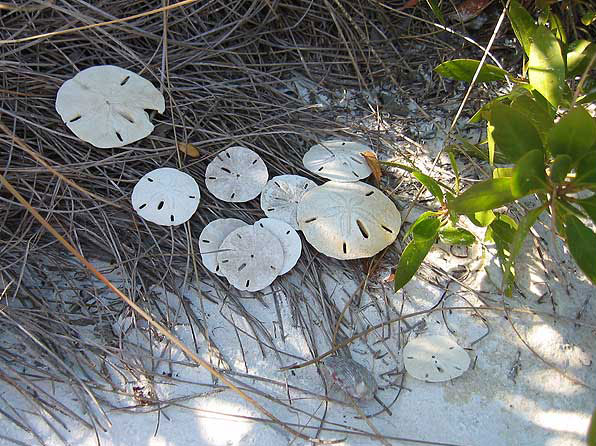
[
  {"x1": 177, "y1": 142, "x2": 199, "y2": 158},
  {"x1": 361, "y1": 151, "x2": 382, "y2": 187},
  {"x1": 453, "y1": 0, "x2": 494, "y2": 21}
]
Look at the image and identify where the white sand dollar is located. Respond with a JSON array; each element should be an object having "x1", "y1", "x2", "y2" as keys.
[
  {"x1": 255, "y1": 218, "x2": 302, "y2": 275},
  {"x1": 322, "y1": 356, "x2": 377, "y2": 401},
  {"x1": 260, "y1": 175, "x2": 317, "y2": 229},
  {"x1": 199, "y1": 218, "x2": 248, "y2": 275},
  {"x1": 297, "y1": 181, "x2": 401, "y2": 260},
  {"x1": 55, "y1": 65, "x2": 165, "y2": 148},
  {"x1": 403, "y1": 335, "x2": 470, "y2": 382},
  {"x1": 303, "y1": 140, "x2": 372, "y2": 182},
  {"x1": 131, "y1": 168, "x2": 200, "y2": 226},
  {"x1": 217, "y1": 225, "x2": 284, "y2": 291},
  {"x1": 205, "y1": 146, "x2": 268, "y2": 202}
]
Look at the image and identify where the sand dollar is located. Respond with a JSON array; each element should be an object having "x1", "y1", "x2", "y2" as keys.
[
  {"x1": 255, "y1": 218, "x2": 302, "y2": 275},
  {"x1": 403, "y1": 335, "x2": 470, "y2": 382},
  {"x1": 260, "y1": 175, "x2": 317, "y2": 230},
  {"x1": 303, "y1": 140, "x2": 372, "y2": 182},
  {"x1": 199, "y1": 218, "x2": 248, "y2": 275}
]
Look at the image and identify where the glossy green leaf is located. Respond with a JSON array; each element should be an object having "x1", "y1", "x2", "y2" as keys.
[
  {"x1": 548, "y1": 107, "x2": 596, "y2": 160},
  {"x1": 508, "y1": 0, "x2": 536, "y2": 57},
  {"x1": 435, "y1": 59, "x2": 510, "y2": 83},
  {"x1": 549, "y1": 154, "x2": 572, "y2": 183},
  {"x1": 588, "y1": 409, "x2": 596, "y2": 446},
  {"x1": 467, "y1": 210, "x2": 496, "y2": 227},
  {"x1": 565, "y1": 215, "x2": 596, "y2": 285},
  {"x1": 581, "y1": 11, "x2": 596, "y2": 26},
  {"x1": 549, "y1": 13, "x2": 566, "y2": 44},
  {"x1": 394, "y1": 237, "x2": 435, "y2": 292},
  {"x1": 438, "y1": 226, "x2": 476, "y2": 245},
  {"x1": 566, "y1": 40, "x2": 596, "y2": 77},
  {"x1": 448, "y1": 151, "x2": 460, "y2": 194},
  {"x1": 510, "y1": 94, "x2": 554, "y2": 142},
  {"x1": 490, "y1": 103, "x2": 543, "y2": 163},
  {"x1": 575, "y1": 152, "x2": 596, "y2": 185},
  {"x1": 512, "y1": 149, "x2": 547, "y2": 196},
  {"x1": 486, "y1": 216, "x2": 518, "y2": 290},
  {"x1": 413, "y1": 171, "x2": 444, "y2": 204},
  {"x1": 449, "y1": 178, "x2": 518, "y2": 213},
  {"x1": 410, "y1": 214, "x2": 441, "y2": 241},
  {"x1": 577, "y1": 195, "x2": 596, "y2": 226},
  {"x1": 528, "y1": 26, "x2": 566, "y2": 107},
  {"x1": 493, "y1": 167, "x2": 514, "y2": 179},
  {"x1": 502, "y1": 205, "x2": 546, "y2": 295}
]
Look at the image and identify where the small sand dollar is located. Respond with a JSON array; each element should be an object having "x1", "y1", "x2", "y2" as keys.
[
  {"x1": 322, "y1": 356, "x2": 377, "y2": 401},
  {"x1": 297, "y1": 181, "x2": 401, "y2": 259},
  {"x1": 255, "y1": 218, "x2": 302, "y2": 275},
  {"x1": 303, "y1": 140, "x2": 372, "y2": 182},
  {"x1": 260, "y1": 175, "x2": 317, "y2": 229},
  {"x1": 217, "y1": 225, "x2": 284, "y2": 291},
  {"x1": 403, "y1": 335, "x2": 470, "y2": 382},
  {"x1": 199, "y1": 218, "x2": 248, "y2": 275},
  {"x1": 205, "y1": 146, "x2": 268, "y2": 202},
  {"x1": 55, "y1": 65, "x2": 165, "y2": 148},
  {"x1": 131, "y1": 168, "x2": 200, "y2": 226}
]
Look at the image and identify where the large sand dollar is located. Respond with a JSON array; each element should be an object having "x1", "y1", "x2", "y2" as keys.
[
  {"x1": 260, "y1": 175, "x2": 317, "y2": 229},
  {"x1": 303, "y1": 140, "x2": 372, "y2": 182}
]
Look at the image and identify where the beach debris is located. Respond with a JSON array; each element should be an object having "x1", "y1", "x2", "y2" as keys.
[
  {"x1": 403, "y1": 335, "x2": 470, "y2": 382},
  {"x1": 131, "y1": 167, "x2": 200, "y2": 226},
  {"x1": 55, "y1": 65, "x2": 165, "y2": 148},
  {"x1": 260, "y1": 175, "x2": 317, "y2": 229},
  {"x1": 205, "y1": 146, "x2": 268, "y2": 202},
  {"x1": 303, "y1": 140, "x2": 372, "y2": 182},
  {"x1": 322, "y1": 356, "x2": 378, "y2": 401},
  {"x1": 297, "y1": 181, "x2": 401, "y2": 259}
]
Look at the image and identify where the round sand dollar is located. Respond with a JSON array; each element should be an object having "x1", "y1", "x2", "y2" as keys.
[
  {"x1": 255, "y1": 218, "x2": 302, "y2": 275},
  {"x1": 217, "y1": 225, "x2": 284, "y2": 292},
  {"x1": 131, "y1": 168, "x2": 200, "y2": 226},
  {"x1": 55, "y1": 65, "x2": 165, "y2": 148},
  {"x1": 322, "y1": 356, "x2": 377, "y2": 401},
  {"x1": 403, "y1": 335, "x2": 470, "y2": 382},
  {"x1": 205, "y1": 146, "x2": 268, "y2": 202},
  {"x1": 297, "y1": 181, "x2": 401, "y2": 259},
  {"x1": 260, "y1": 175, "x2": 317, "y2": 229},
  {"x1": 199, "y1": 218, "x2": 248, "y2": 275},
  {"x1": 303, "y1": 140, "x2": 372, "y2": 182}
]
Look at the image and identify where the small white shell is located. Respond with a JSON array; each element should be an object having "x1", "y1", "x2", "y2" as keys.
[
  {"x1": 303, "y1": 140, "x2": 372, "y2": 182},
  {"x1": 260, "y1": 175, "x2": 317, "y2": 229},
  {"x1": 322, "y1": 356, "x2": 377, "y2": 401},
  {"x1": 403, "y1": 335, "x2": 470, "y2": 382},
  {"x1": 55, "y1": 65, "x2": 165, "y2": 148},
  {"x1": 217, "y1": 225, "x2": 284, "y2": 292},
  {"x1": 205, "y1": 146, "x2": 268, "y2": 202},
  {"x1": 255, "y1": 218, "x2": 302, "y2": 275},
  {"x1": 131, "y1": 168, "x2": 200, "y2": 226},
  {"x1": 199, "y1": 218, "x2": 248, "y2": 275},
  {"x1": 297, "y1": 181, "x2": 401, "y2": 259}
]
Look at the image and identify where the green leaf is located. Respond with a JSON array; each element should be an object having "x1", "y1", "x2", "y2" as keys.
[
  {"x1": 508, "y1": 0, "x2": 536, "y2": 57},
  {"x1": 448, "y1": 150, "x2": 460, "y2": 194},
  {"x1": 528, "y1": 26, "x2": 566, "y2": 107},
  {"x1": 577, "y1": 195, "x2": 596, "y2": 225},
  {"x1": 490, "y1": 103, "x2": 544, "y2": 163},
  {"x1": 547, "y1": 107, "x2": 596, "y2": 160},
  {"x1": 438, "y1": 226, "x2": 476, "y2": 245},
  {"x1": 493, "y1": 167, "x2": 514, "y2": 179},
  {"x1": 467, "y1": 210, "x2": 496, "y2": 227},
  {"x1": 426, "y1": 0, "x2": 446, "y2": 25},
  {"x1": 564, "y1": 215, "x2": 596, "y2": 285},
  {"x1": 449, "y1": 178, "x2": 518, "y2": 213},
  {"x1": 434, "y1": 59, "x2": 510, "y2": 83},
  {"x1": 581, "y1": 11, "x2": 596, "y2": 26},
  {"x1": 487, "y1": 119, "x2": 496, "y2": 165},
  {"x1": 502, "y1": 205, "x2": 546, "y2": 295},
  {"x1": 511, "y1": 149, "x2": 547, "y2": 196},
  {"x1": 510, "y1": 94, "x2": 554, "y2": 142},
  {"x1": 588, "y1": 409, "x2": 596, "y2": 446},
  {"x1": 566, "y1": 40, "x2": 596, "y2": 77},
  {"x1": 410, "y1": 214, "x2": 441, "y2": 241},
  {"x1": 549, "y1": 13, "x2": 566, "y2": 44},
  {"x1": 394, "y1": 237, "x2": 435, "y2": 292},
  {"x1": 413, "y1": 171, "x2": 444, "y2": 204},
  {"x1": 549, "y1": 154, "x2": 572, "y2": 183},
  {"x1": 575, "y1": 152, "x2": 596, "y2": 185},
  {"x1": 486, "y1": 216, "x2": 518, "y2": 289}
]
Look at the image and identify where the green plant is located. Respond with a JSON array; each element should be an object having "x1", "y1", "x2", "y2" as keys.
[{"x1": 394, "y1": 0, "x2": 596, "y2": 294}]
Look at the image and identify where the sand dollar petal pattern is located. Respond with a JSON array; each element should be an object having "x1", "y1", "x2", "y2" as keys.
[
  {"x1": 205, "y1": 146, "x2": 268, "y2": 202},
  {"x1": 55, "y1": 65, "x2": 165, "y2": 148},
  {"x1": 199, "y1": 218, "x2": 248, "y2": 275},
  {"x1": 303, "y1": 140, "x2": 372, "y2": 182},
  {"x1": 255, "y1": 218, "x2": 302, "y2": 275},
  {"x1": 260, "y1": 175, "x2": 317, "y2": 229},
  {"x1": 131, "y1": 167, "x2": 200, "y2": 226},
  {"x1": 403, "y1": 335, "x2": 470, "y2": 382},
  {"x1": 297, "y1": 181, "x2": 401, "y2": 259}
]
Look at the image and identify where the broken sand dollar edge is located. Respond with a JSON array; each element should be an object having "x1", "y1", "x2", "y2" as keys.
[
  {"x1": 255, "y1": 218, "x2": 302, "y2": 275},
  {"x1": 403, "y1": 335, "x2": 470, "y2": 383},
  {"x1": 199, "y1": 218, "x2": 248, "y2": 275},
  {"x1": 131, "y1": 167, "x2": 200, "y2": 226},
  {"x1": 217, "y1": 224, "x2": 285, "y2": 292},
  {"x1": 55, "y1": 65, "x2": 165, "y2": 148},
  {"x1": 205, "y1": 146, "x2": 268, "y2": 202},
  {"x1": 297, "y1": 181, "x2": 402, "y2": 260},
  {"x1": 260, "y1": 175, "x2": 317, "y2": 229},
  {"x1": 303, "y1": 140, "x2": 373, "y2": 182}
]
